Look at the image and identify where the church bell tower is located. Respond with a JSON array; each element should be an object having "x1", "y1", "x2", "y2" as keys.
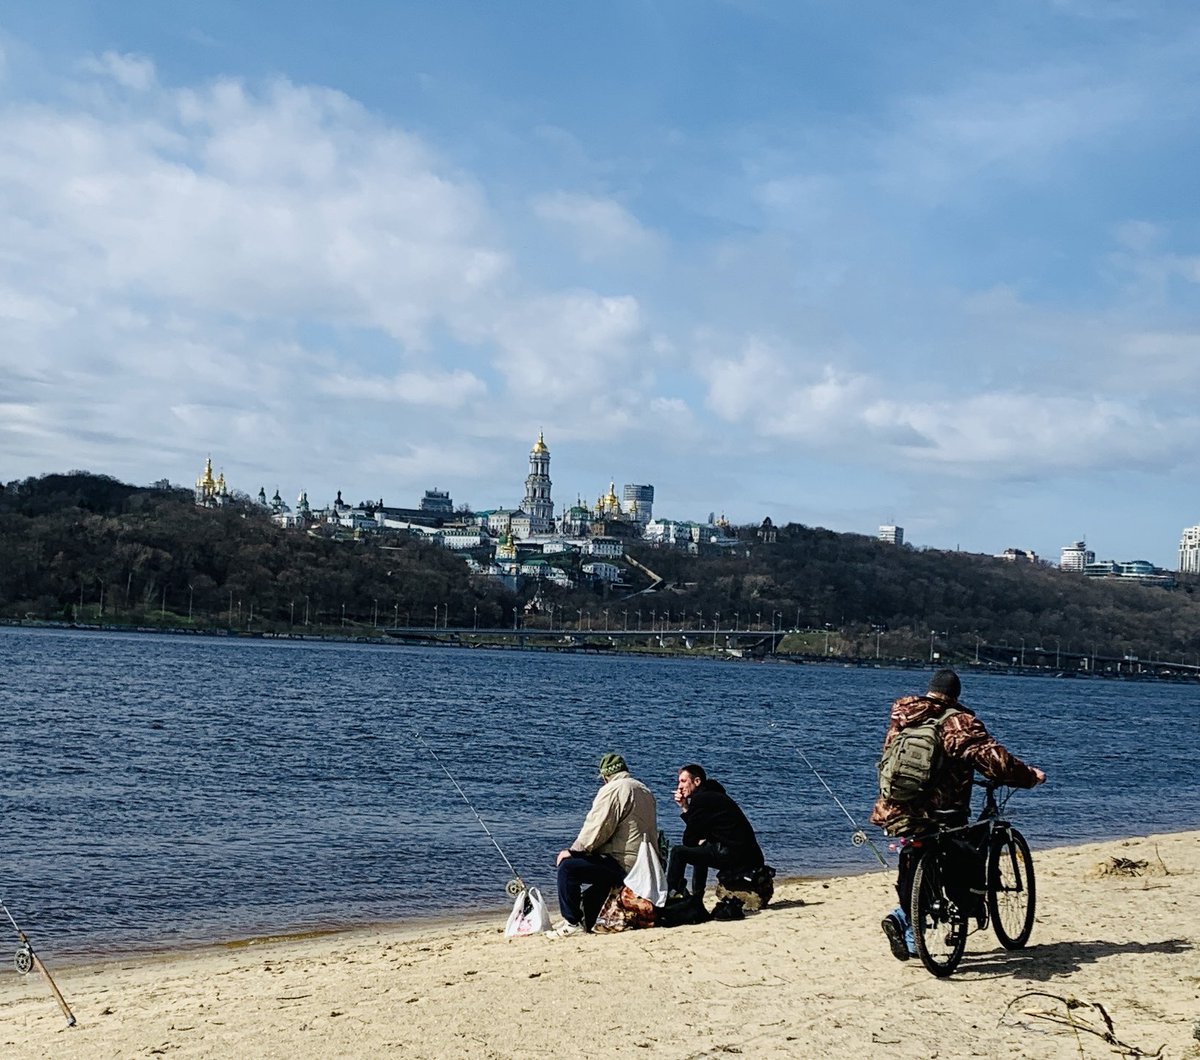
[{"x1": 523, "y1": 431, "x2": 554, "y2": 532}]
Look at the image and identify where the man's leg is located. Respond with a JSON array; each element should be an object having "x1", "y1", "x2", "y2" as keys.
[
  {"x1": 555, "y1": 853, "x2": 624, "y2": 927},
  {"x1": 668, "y1": 843, "x2": 728, "y2": 902},
  {"x1": 882, "y1": 846, "x2": 918, "y2": 961}
]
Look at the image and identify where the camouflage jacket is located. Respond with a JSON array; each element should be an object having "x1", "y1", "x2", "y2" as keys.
[{"x1": 868, "y1": 691, "x2": 1040, "y2": 836}]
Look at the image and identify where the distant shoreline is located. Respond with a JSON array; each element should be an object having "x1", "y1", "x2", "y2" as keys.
[{"x1": 5, "y1": 618, "x2": 1197, "y2": 683}]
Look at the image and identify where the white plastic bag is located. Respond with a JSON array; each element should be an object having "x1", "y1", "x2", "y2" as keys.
[
  {"x1": 504, "y1": 886, "x2": 552, "y2": 938},
  {"x1": 624, "y1": 838, "x2": 669, "y2": 907}
]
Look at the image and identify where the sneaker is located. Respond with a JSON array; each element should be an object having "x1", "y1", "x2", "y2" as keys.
[
  {"x1": 882, "y1": 912, "x2": 913, "y2": 961},
  {"x1": 544, "y1": 920, "x2": 585, "y2": 939}
]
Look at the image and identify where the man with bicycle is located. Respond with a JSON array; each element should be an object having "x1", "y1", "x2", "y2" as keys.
[{"x1": 870, "y1": 669, "x2": 1046, "y2": 961}]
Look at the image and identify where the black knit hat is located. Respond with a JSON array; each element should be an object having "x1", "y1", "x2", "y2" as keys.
[{"x1": 928, "y1": 668, "x2": 961, "y2": 700}]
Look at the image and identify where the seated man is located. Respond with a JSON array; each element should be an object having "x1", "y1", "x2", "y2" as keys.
[
  {"x1": 546, "y1": 752, "x2": 657, "y2": 938},
  {"x1": 666, "y1": 764, "x2": 764, "y2": 911}
]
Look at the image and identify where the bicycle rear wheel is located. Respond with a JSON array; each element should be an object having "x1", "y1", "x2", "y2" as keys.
[
  {"x1": 988, "y1": 826, "x2": 1036, "y2": 949},
  {"x1": 910, "y1": 849, "x2": 968, "y2": 977}
]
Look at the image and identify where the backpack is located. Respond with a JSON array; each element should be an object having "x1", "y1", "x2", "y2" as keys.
[{"x1": 877, "y1": 706, "x2": 959, "y2": 803}]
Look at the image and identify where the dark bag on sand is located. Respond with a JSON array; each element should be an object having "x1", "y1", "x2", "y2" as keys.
[
  {"x1": 710, "y1": 896, "x2": 745, "y2": 921},
  {"x1": 716, "y1": 864, "x2": 776, "y2": 910},
  {"x1": 656, "y1": 895, "x2": 710, "y2": 928}
]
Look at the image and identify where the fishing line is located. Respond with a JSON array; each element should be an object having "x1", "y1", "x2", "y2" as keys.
[
  {"x1": 1, "y1": 901, "x2": 76, "y2": 1026},
  {"x1": 767, "y1": 720, "x2": 890, "y2": 868},
  {"x1": 411, "y1": 730, "x2": 526, "y2": 897}
]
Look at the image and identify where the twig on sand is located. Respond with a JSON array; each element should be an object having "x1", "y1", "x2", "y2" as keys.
[
  {"x1": 1152, "y1": 844, "x2": 1170, "y2": 876},
  {"x1": 998, "y1": 991, "x2": 1164, "y2": 1058}
]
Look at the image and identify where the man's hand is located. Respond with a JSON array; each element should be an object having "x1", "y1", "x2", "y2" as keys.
[
  {"x1": 672, "y1": 789, "x2": 688, "y2": 809},
  {"x1": 1031, "y1": 767, "x2": 1047, "y2": 786},
  {"x1": 556, "y1": 848, "x2": 573, "y2": 865}
]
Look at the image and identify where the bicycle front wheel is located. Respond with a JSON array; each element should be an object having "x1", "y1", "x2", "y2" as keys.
[
  {"x1": 988, "y1": 827, "x2": 1036, "y2": 949},
  {"x1": 910, "y1": 849, "x2": 967, "y2": 977}
]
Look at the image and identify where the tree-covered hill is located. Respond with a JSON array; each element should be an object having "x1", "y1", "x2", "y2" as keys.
[
  {"x1": 625, "y1": 526, "x2": 1200, "y2": 663},
  {"x1": 3, "y1": 472, "x2": 1199, "y2": 665},
  {"x1": 0, "y1": 472, "x2": 509, "y2": 631}
]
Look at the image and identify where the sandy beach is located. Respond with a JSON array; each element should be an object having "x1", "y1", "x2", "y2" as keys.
[{"x1": 2, "y1": 831, "x2": 1196, "y2": 1059}]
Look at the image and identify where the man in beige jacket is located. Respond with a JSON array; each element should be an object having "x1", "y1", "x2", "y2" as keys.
[{"x1": 546, "y1": 752, "x2": 658, "y2": 938}]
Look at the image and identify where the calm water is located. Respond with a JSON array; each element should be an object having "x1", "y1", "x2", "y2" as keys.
[{"x1": 2, "y1": 627, "x2": 1197, "y2": 961}]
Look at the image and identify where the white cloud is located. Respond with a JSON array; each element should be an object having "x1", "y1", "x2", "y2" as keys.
[
  {"x1": 487, "y1": 290, "x2": 644, "y2": 400},
  {"x1": 81, "y1": 50, "x2": 156, "y2": 91},
  {"x1": 318, "y1": 368, "x2": 486, "y2": 407},
  {"x1": 0, "y1": 75, "x2": 508, "y2": 348},
  {"x1": 531, "y1": 191, "x2": 660, "y2": 260}
]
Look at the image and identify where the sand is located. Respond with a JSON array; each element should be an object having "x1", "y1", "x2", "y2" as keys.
[{"x1": 1, "y1": 831, "x2": 1196, "y2": 1059}]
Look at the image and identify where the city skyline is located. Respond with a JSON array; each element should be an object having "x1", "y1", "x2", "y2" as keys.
[{"x1": 2, "y1": 4, "x2": 1199, "y2": 569}]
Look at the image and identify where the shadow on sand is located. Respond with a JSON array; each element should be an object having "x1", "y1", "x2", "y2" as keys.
[{"x1": 957, "y1": 936, "x2": 1192, "y2": 981}]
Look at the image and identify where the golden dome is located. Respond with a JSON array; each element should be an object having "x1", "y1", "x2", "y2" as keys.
[{"x1": 531, "y1": 430, "x2": 549, "y2": 454}]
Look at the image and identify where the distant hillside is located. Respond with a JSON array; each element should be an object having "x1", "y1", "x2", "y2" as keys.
[
  {"x1": 2, "y1": 472, "x2": 1199, "y2": 664},
  {"x1": 626, "y1": 528, "x2": 1200, "y2": 663},
  {"x1": 0, "y1": 472, "x2": 509, "y2": 630}
]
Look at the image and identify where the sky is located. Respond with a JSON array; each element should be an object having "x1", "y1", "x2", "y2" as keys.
[{"x1": 1, "y1": 1, "x2": 1198, "y2": 568}]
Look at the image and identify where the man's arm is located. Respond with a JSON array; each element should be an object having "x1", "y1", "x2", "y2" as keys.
[
  {"x1": 944, "y1": 713, "x2": 1045, "y2": 787},
  {"x1": 565, "y1": 786, "x2": 624, "y2": 857}
]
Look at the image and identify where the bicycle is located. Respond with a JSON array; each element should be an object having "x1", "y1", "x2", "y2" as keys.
[{"x1": 904, "y1": 778, "x2": 1037, "y2": 977}]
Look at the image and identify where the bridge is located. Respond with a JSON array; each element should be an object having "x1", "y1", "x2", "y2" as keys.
[{"x1": 383, "y1": 625, "x2": 787, "y2": 654}]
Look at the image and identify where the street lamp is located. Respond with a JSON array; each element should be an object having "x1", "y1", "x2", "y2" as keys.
[
  {"x1": 603, "y1": 608, "x2": 609, "y2": 631},
  {"x1": 622, "y1": 609, "x2": 628, "y2": 631},
  {"x1": 578, "y1": 608, "x2": 583, "y2": 631},
  {"x1": 188, "y1": 584, "x2": 194, "y2": 624},
  {"x1": 713, "y1": 612, "x2": 720, "y2": 648},
  {"x1": 341, "y1": 603, "x2": 346, "y2": 628},
  {"x1": 774, "y1": 610, "x2": 782, "y2": 633},
  {"x1": 734, "y1": 612, "x2": 739, "y2": 631},
  {"x1": 474, "y1": 605, "x2": 479, "y2": 631},
  {"x1": 305, "y1": 595, "x2": 310, "y2": 626},
  {"x1": 373, "y1": 599, "x2": 379, "y2": 628}
]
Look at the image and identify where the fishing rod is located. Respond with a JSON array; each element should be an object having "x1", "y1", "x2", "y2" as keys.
[
  {"x1": 411, "y1": 731, "x2": 527, "y2": 897},
  {"x1": 1, "y1": 901, "x2": 76, "y2": 1026},
  {"x1": 768, "y1": 721, "x2": 890, "y2": 868}
]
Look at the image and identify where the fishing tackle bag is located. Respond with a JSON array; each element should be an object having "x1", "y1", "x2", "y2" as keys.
[
  {"x1": 504, "y1": 886, "x2": 552, "y2": 938},
  {"x1": 877, "y1": 707, "x2": 959, "y2": 803}
]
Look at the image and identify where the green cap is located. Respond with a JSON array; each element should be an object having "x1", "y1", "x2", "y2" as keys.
[{"x1": 598, "y1": 752, "x2": 628, "y2": 778}]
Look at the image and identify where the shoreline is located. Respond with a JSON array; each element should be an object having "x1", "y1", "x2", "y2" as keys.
[
  {"x1": 7, "y1": 619, "x2": 1198, "y2": 682},
  {"x1": 35, "y1": 824, "x2": 1200, "y2": 972},
  {"x1": 3, "y1": 829, "x2": 1195, "y2": 1059}
]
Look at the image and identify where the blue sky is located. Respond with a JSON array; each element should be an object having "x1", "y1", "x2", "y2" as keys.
[{"x1": 1, "y1": 2, "x2": 1198, "y2": 567}]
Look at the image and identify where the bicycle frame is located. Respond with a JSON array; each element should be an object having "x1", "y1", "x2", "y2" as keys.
[{"x1": 901, "y1": 777, "x2": 1036, "y2": 976}]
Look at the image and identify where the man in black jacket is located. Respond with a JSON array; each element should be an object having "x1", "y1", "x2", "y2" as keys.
[{"x1": 666, "y1": 763, "x2": 764, "y2": 908}]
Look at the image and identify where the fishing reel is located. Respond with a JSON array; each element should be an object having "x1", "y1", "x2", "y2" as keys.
[
  {"x1": 851, "y1": 829, "x2": 868, "y2": 847},
  {"x1": 13, "y1": 942, "x2": 33, "y2": 976},
  {"x1": 504, "y1": 878, "x2": 525, "y2": 898}
]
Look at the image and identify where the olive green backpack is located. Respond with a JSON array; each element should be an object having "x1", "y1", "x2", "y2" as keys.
[{"x1": 877, "y1": 707, "x2": 959, "y2": 803}]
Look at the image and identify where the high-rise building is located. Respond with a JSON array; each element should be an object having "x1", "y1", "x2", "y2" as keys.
[
  {"x1": 522, "y1": 431, "x2": 554, "y2": 532},
  {"x1": 879, "y1": 525, "x2": 904, "y2": 545},
  {"x1": 1060, "y1": 540, "x2": 1094, "y2": 572},
  {"x1": 623, "y1": 484, "x2": 654, "y2": 525},
  {"x1": 1179, "y1": 525, "x2": 1200, "y2": 574}
]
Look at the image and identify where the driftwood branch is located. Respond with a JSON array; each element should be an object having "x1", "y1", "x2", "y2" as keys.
[{"x1": 999, "y1": 991, "x2": 1164, "y2": 1058}]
